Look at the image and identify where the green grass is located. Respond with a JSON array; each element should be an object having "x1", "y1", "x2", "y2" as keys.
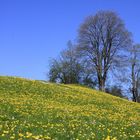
[{"x1": 0, "y1": 76, "x2": 140, "y2": 140}]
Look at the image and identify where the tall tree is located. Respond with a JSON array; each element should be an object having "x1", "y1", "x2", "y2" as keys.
[
  {"x1": 78, "y1": 11, "x2": 131, "y2": 91},
  {"x1": 130, "y1": 44, "x2": 140, "y2": 102}
]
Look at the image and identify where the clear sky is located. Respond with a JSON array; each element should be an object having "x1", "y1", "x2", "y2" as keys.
[{"x1": 0, "y1": 0, "x2": 140, "y2": 80}]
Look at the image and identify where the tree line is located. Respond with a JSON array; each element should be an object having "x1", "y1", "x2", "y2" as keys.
[{"x1": 48, "y1": 11, "x2": 140, "y2": 103}]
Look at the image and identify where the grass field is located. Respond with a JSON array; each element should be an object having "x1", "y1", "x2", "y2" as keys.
[{"x1": 0, "y1": 76, "x2": 140, "y2": 140}]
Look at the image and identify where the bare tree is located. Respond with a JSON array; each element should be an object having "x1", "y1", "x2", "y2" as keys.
[
  {"x1": 49, "y1": 41, "x2": 83, "y2": 84},
  {"x1": 49, "y1": 40, "x2": 97, "y2": 87},
  {"x1": 130, "y1": 44, "x2": 140, "y2": 102},
  {"x1": 78, "y1": 11, "x2": 131, "y2": 91}
]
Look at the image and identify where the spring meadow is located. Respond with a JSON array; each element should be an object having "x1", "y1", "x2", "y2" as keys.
[{"x1": 0, "y1": 0, "x2": 140, "y2": 140}]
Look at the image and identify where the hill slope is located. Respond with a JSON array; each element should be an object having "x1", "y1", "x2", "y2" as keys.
[{"x1": 0, "y1": 76, "x2": 140, "y2": 140}]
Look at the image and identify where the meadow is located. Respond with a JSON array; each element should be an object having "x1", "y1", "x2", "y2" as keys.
[{"x1": 0, "y1": 76, "x2": 140, "y2": 140}]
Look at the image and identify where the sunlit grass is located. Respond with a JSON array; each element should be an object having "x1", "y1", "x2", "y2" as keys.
[{"x1": 0, "y1": 76, "x2": 140, "y2": 140}]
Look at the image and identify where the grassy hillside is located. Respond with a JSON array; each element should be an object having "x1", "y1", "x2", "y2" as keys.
[{"x1": 0, "y1": 76, "x2": 140, "y2": 140}]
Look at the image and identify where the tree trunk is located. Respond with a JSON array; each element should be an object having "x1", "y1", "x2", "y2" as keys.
[
  {"x1": 131, "y1": 63, "x2": 137, "y2": 102},
  {"x1": 132, "y1": 87, "x2": 137, "y2": 102},
  {"x1": 98, "y1": 76, "x2": 105, "y2": 92}
]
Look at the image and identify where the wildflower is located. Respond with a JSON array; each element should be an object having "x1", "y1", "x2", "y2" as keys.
[
  {"x1": 105, "y1": 136, "x2": 111, "y2": 140},
  {"x1": 19, "y1": 133, "x2": 24, "y2": 137}
]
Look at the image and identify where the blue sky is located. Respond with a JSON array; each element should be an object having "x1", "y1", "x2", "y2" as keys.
[{"x1": 0, "y1": 0, "x2": 140, "y2": 80}]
